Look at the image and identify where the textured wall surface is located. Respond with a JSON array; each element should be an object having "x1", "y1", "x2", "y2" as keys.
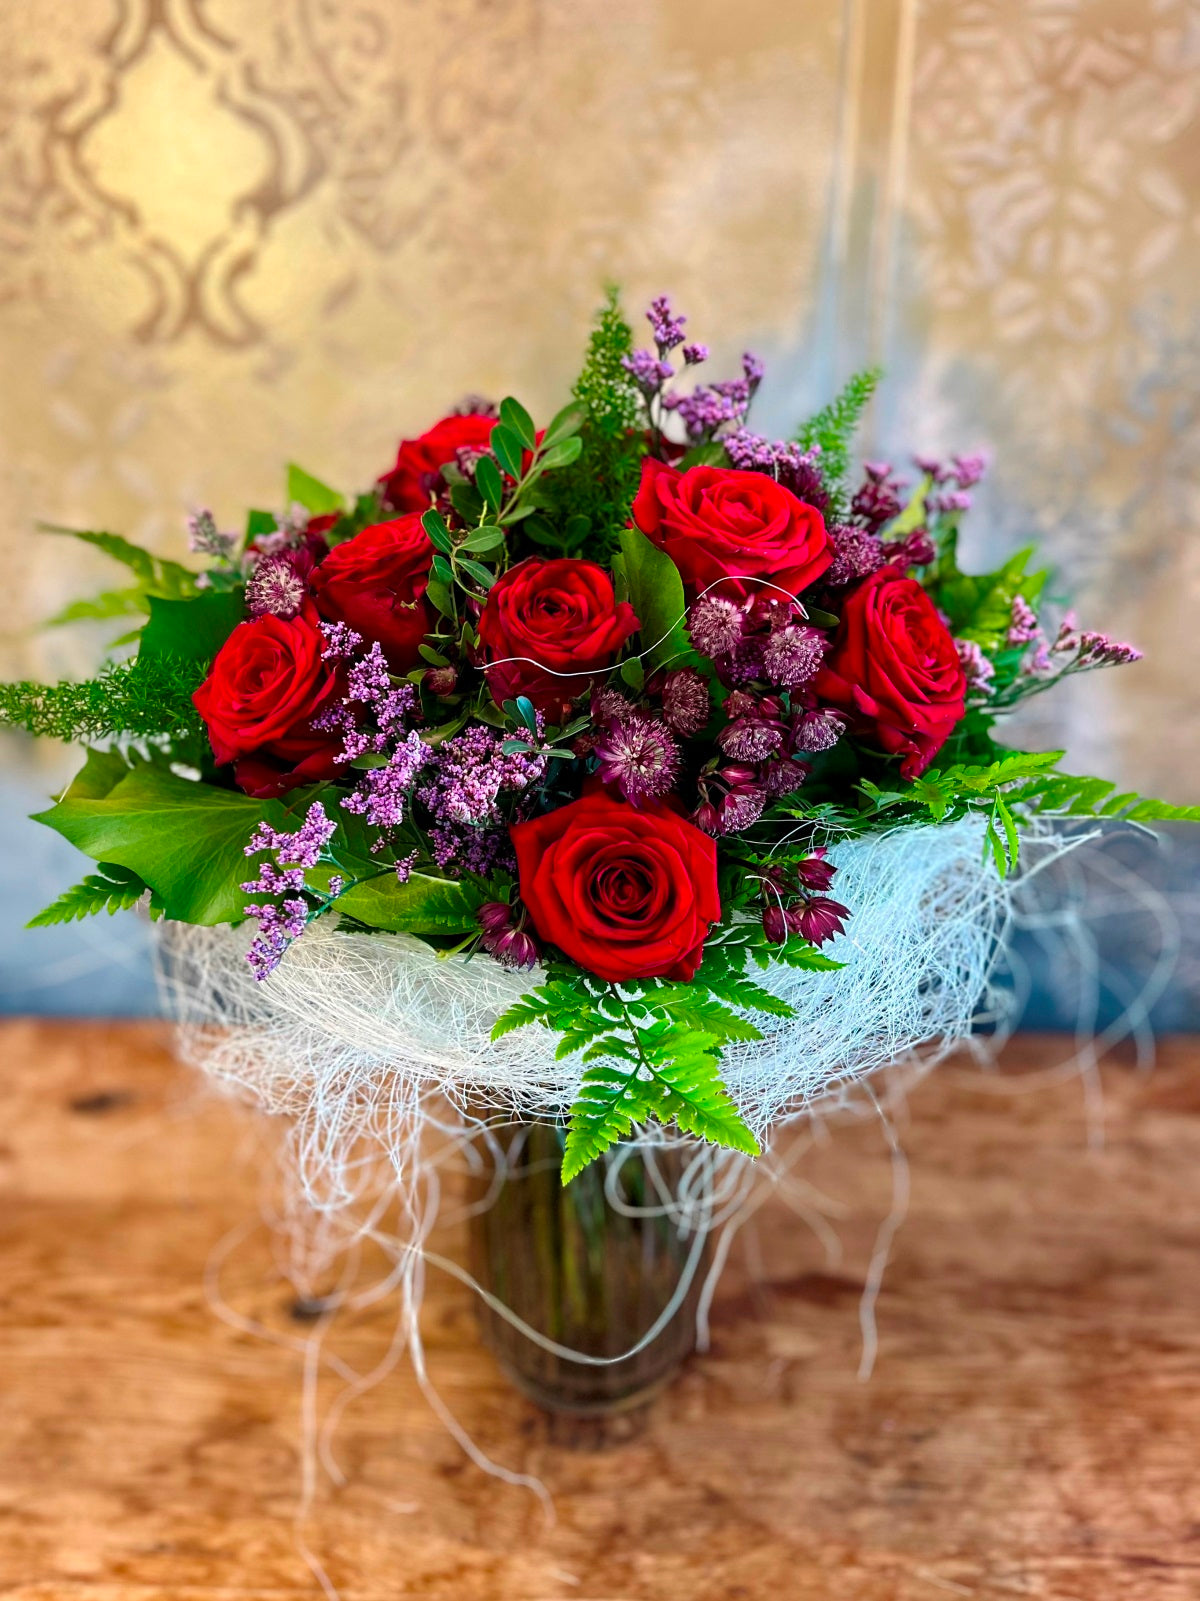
[{"x1": 1, "y1": 0, "x2": 1197, "y2": 1015}]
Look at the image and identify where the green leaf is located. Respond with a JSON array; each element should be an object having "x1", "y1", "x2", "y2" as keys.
[
  {"x1": 426, "y1": 578, "x2": 456, "y2": 618},
  {"x1": 617, "y1": 524, "x2": 691, "y2": 674},
  {"x1": 499, "y1": 396, "x2": 537, "y2": 451},
  {"x1": 882, "y1": 474, "x2": 932, "y2": 539},
  {"x1": 449, "y1": 483, "x2": 485, "y2": 523},
  {"x1": 246, "y1": 509, "x2": 277, "y2": 540},
  {"x1": 44, "y1": 587, "x2": 151, "y2": 628},
  {"x1": 39, "y1": 525, "x2": 157, "y2": 583},
  {"x1": 537, "y1": 436, "x2": 583, "y2": 472},
  {"x1": 678, "y1": 441, "x2": 728, "y2": 469},
  {"x1": 619, "y1": 657, "x2": 645, "y2": 692},
  {"x1": 561, "y1": 1063, "x2": 660, "y2": 1183},
  {"x1": 457, "y1": 557, "x2": 496, "y2": 589},
  {"x1": 459, "y1": 524, "x2": 505, "y2": 554},
  {"x1": 542, "y1": 400, "x2": 587, "y2": 449},
  {"x1": 27, "y1": 862, "x2": 151, "y2": 927},
  {"x1": 489, "y1": 423, "x2": 525, "y2": 480},
  {"x1": 138, "y1": 590, "x2": 245, "y2": 665},
  {"x1": 31, "y1": 763, "x2": 312, "y2": 925},
  {"x1": 432, "y1": 553, "x2": 454, "y2": 584},
  {"x1": 475, "y1": 456, "x2": 504, "y2": 511},
  {"x1": 421, "y1": 510, "x2": 454, "y2": 555},
  {"x1": 334, "y1": 872, "x2": 487, "y2": 935},
  {"x1": 286, "y1": 463, "x2": 344, "y2": 516}
]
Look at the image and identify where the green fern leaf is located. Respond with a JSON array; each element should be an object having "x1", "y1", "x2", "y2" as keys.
[
  {"x1": 561, "y1": 1064, "x2": 659, "y2": 1183},
  {"x1": 27, "y1": 862, "x2": 150, "y2": 927}
]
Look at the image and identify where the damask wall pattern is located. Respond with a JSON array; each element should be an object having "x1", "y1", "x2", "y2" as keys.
[{"x1": 1, "y1": 0, "x2": 1197, "y2": 1012}]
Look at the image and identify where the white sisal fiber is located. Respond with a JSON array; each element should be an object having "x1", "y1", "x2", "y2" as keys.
[{"x1": 158, "y1": 815, "x2": 1019, "y2": 1185}]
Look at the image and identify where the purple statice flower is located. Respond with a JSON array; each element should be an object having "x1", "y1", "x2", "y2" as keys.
[
  {"x1": 395, "y1": 852, "x2": 417, "y2": 884},
  {"x1": 418, "y1": 724, "x2": 546, "y2": 829},
  {"x1": 723, "y1": 430, "x2": 827, "y2": 510},
  {"x1": 681, "y1": 342, "x2": 708, "y2": 365},
  {"x1": 241, "y1": 801, "x2": 339, "y2": 979},
  {"x1": 1075, "y1": 632, "x2": 1143, "y2": 669},
  {"x1": 187, "y1": 508, "x2": 237, "y2": 562},
  {"x1": 661, "y1": 667, "x2": 710, "y2": 737},
  {"x1": 1007, "y1": 595, "x2": 1041, "y2": 647},
  {"x1": 792, "y1": 706, "x2": 845, "y2": 753},
  {"x1": 245, "y1": 551, "x2": 307, "y2": 619},
  {"x1": 824, "y1": 523, "x2": 886, "y2": 588},
  {"x1": 622, "y1": 348, "x2": 675, "y2": 395},
  {"x1": 646, "y1": 294, "x2": 688, "y2": 354},
  {"x1": 1051, "y1": 610, "x2": 1080, "y2": 654},
  {"x1": 951, "y1": 452, "x2": 988, "y2": 488},
  {"x1": 761, "y1": 624, "x2": 825, "y2": 690},
  {"x1": 913, "y1": 453, "x2": 950, "y2": 483},
  {"x1": 320, "y1": 621, "x2": 365, "y2": 659},
  {"x1": 662, "y1": 383, "x2": 741, "y2": 439},
  {"x1": 246, "y1": 801, "x2": 337, "y2": 869},
  {"x1": 956, "y1": 638, "x2": 995, "y2": 695},
  {"x1": 1023, "y1": 643, "x2": 1056, "y2": 679},
  {"x1": 429, "y1": 821, "x2": 513, "y2": 876},
  {"x1": 341, "y1": 732, "x2": 430, "y2": 839},
  {"x1": 593, "y1": 714, "x2": 681, "y2": 805},
  {"x1": 688, "y1": 593, "x2": 745, "y2": 658},
  {"x1": 930, "y1": 489, "x2": 973, "y2": 515},
  {"x1": 346, "y1": 640, "x2": 392, "y2": 705}
]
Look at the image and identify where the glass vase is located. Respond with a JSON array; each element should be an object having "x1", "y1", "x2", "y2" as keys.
[{"x1": 467, "y1": 1120, "x2": 711, "y2": 1420}]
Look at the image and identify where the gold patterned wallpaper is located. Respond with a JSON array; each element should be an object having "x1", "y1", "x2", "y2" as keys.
[{"x1": 2, "y1": 0, "x2": 1198, "y2": 800}]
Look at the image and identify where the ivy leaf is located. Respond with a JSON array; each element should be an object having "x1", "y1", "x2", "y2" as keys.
[
  {"x1": 27, "y1": 862, "x2": 153, "y2": 927},
  {"x1": 286, "y1": 463, "x2": 344, "y2": 516},
  {"x1": 31, "y1": 762, "x2": 313, "y2": 924},
  {"x1": 138, "y1": 590, "x2": 245, "y2": 665},
  {"x1": 617, "y1": 524, "x2": 692, "y2": 675},
  {"x1": 334, "y1": 872, "x2": 487, "y2": 935}
]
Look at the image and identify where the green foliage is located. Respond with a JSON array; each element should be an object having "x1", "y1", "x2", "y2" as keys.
[
  {"x1": 794, "y1": 368, "x2": 881, "y2": 518},
  {"x1": 333, "y1": 871, "x2": 488, "y2": 935},
  {"x1": 31, "y1": 755, "x2": 315, "y2": 924},
  {"x1": 531, "y1": 290, "x2": 647, "y2": 563},
  {"x1": 39, "y1": 525, "x2": 200, "y2": 634},
  {"x1": 27, "y1": 862, "x2": 159, "y2": 927},
  {"x1": 138, "y1": 590, "x2": 245, "y2": 665},
  {"x1": 616, "y1": 525, "x2": 693, "y2": 675},
  {"x1": 491, "y1": 923, "x2": 841, "y2": 1180},
  {"x1": 286, "y1": 464, "x2": 344, "y2": 516},
  {"x1": 0, "y1": 656, "x2": 205, "y2": 743},
  {"x1": 927, "y1": 525, "x2": 1047, "y2": 652}
]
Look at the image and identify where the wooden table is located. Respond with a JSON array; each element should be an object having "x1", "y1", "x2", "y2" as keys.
[{"x1": 1, "y1": 1021, "x2": 1197, "y2": 1599}]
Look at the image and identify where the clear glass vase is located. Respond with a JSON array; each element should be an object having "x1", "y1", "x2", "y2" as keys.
[{"x1": 468, "y1": 1120, "x2": 711, "y2": 1420}]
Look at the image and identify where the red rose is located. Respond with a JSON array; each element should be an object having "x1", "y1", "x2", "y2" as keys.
[
  {"x1": 477, "y1": 557, "x2": 639, "y2": 720},
  {"x1": 310, "y1": 515, "x2": 434, "y2": 670},
  {"x1": 378, "y1": 413, "x2": 496, "y2": 512},
  {"x1": 192, "y1": 601, "x2": 343, "y2": 798},
  {"x1": 511, "y1": 788, "x2": 720, "y2": 982},
  {"x1": 814, "y1": 567, "x2": 967, "y2": 779},
  {"x1": 631, "y1": 458, "x2": 832, "y2": 604}
]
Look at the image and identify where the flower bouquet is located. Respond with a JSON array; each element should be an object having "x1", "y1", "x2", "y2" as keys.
[{"x1": 6, "y1": 292, "x2": 1196, "y2": 1417}]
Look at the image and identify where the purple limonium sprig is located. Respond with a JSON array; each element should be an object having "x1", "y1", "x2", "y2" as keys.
[
  {"x1": 724, "y1": 429, "x2": 828, "y2": 510},
  {"x1": 956, "y1": 638, "x2": 996, "y2": 696},
  {"x1": 416, "y1": 724, "x2": 547, "y2": 874},
  {"x1": 341, "y1": 731, "x2": 430, "y2": 840},
  {"x1": 187, "y1": 508, "x2": 237, "y2": 562},
  {"x1": 242, "y1": 801, "x2": 342, "y2": 980},
  {"x1": 1007, "y1": 595, "x2": 1041, "y2": 648}
]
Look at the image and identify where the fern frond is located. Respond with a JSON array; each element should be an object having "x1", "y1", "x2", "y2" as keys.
[{"x1": 27, "y1": 862, "x2": 152, "y2": 927}]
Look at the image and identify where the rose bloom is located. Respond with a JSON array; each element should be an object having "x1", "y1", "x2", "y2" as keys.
[
  {"x1": 477, "y1": 557, "x2": 639, "y2": 721},
  {"x1": 814, "y1": 567, "x2": 967, "y2": 779},
  {"x1": 377, "y1": 412, "x2": 495, "y2": 512},
  {"x1": 310, "y1": 514, "x2": 434, "y2": 670},
  {"x1": 192, "y1": 601, "x2": 343, "y2": 798},
  {"x1": 511, "y1": 787, "x2": 720, "y2": 982},
  {"x1": 632, "y1": 458, "x2": 832, "y2": 605}
]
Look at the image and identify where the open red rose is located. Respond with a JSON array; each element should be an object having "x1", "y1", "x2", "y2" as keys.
[
  {"x1": 814, "y1": 567, "x2": 966, "y2": 779},
  {"x1": 310, "y1": 514, "x2": 434, "y2": 670},
  {"x1": 378, "y1": 413, "x2": 495, "y2": 512},
  {"x1": 631, "y1": 458, "x2": 832, "y2": 605},
  {"x1": 477, "y1": 557, "x2": 639, "y2": 721},
  {"x1": 511, "y1": 787, "x2": 720, "y2": 982},
  {"x1": 192, "y1": 601, "x2": 344, "y2": 798}
]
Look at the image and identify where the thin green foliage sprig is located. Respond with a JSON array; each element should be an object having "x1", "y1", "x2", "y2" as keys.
[
  {"x1": 0, "y1": 655, "x2": 206, "y2": 743},
  {"x1": 492, "y1": 923, "x2": 842, "y2": 1181},
  {"x1": 27, "y1": 862, "x2": 161, "y2": 927},
  {"x1": 794, "y1": 367, "x2": 881, "y2": 519}
]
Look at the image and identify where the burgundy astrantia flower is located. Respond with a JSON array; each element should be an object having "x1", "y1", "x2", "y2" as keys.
[{"x1": 593, "y1": 714, "x2": 681, "y2": 806}]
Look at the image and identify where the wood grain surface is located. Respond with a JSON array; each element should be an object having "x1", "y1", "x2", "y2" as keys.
[{"x1": 1, "y1": 1020, "x2": 1197, "y2": 1600}]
